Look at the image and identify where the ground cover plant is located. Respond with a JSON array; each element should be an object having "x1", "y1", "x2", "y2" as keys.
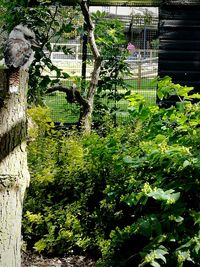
[{"x1": 23, "y1": 76, "x2": 200, "y2": 266}]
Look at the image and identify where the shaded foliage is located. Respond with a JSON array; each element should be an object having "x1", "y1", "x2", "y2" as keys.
[
  {"x1": 0, "y1": 0, "x2": 83, "y2": 104},
  {"x1": 24, "y1": 78, "x2": 200, "y2": 266}
]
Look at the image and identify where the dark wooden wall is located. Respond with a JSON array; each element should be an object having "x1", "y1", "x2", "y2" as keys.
[{"x1": 158, "y1": 4, "x2": 200, "y2": 92}]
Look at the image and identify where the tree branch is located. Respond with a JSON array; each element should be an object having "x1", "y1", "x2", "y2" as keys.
[
  {"x1": 80, "y1": 0, "x2": 100, "y2": 61},
  {"x1": 79, "y1": 0, "x2": 102, "y2": 101},
  {"x1": 46, "y1": 84, "x2": 90, "y2": 112}
]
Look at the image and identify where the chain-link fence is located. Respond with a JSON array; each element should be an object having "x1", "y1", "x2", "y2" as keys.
[
  {"x1": 44, "y1": 14, "x2": 159, "y2": 123},
  {"x1": 44, "y1": 56, "x2": 158, "y2": 123}
]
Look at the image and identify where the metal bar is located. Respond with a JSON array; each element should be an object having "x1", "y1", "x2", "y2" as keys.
[
  {"x1": 56, "y1": 0, "x2": 161, "y2": 6},
  {"x1": 81, "y1": 22, "x2": 88, "y2": 87}
]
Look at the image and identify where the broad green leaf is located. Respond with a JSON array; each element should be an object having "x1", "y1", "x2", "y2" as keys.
[
  {"x1": 187, "y1": 93, "x2": 200, "y2": 99},
  {"x1": 183, "y1": 160, "x2": 191, "y2": 168},
  {"x1": 155, "y1": 253, "x2": 167, "y2": 263},
  {"x1": 147, "y1": 188, "x2": 180, "y2": 204},
  {"x1": 151, "y1": 261, "x2": 160, "y2": 267}
]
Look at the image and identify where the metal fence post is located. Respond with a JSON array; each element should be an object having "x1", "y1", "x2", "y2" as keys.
[{"x1": 137, "y1": 59, "x2": 142, "y2": 90}]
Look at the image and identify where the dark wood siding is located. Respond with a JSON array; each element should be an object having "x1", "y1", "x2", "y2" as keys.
[{"x1": 158, "y1": 5, "x2": 200, "y2": 92}]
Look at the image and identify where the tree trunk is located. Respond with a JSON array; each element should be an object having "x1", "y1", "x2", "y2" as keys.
[
  {"x1": 79, "y1": 0, "x2": 102, "y2": 133},
  {"x1": 79, "y1": 56, "x2": 101, "y2": 133},
  {"x1": 0, "y1": 69, "x2": 30, "y2": 267}
]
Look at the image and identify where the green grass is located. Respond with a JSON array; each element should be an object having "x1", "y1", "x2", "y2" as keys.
[
  {"x1": 44, "y1": 92, "x2": 80, "y2": 123},
  {"x1": 44, "y1": 78, "x2": 157, "y2": 123}
]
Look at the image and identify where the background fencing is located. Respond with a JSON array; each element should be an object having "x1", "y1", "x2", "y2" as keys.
[
  {"x1": 44, "y1": 15, "x2": 159, "y2": 124},
  {"x1": 44, "y1": 55, "x2": 158, "y2": 123}
]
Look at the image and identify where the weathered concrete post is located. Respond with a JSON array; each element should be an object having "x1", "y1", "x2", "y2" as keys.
[{"x1": 0, "y1": 69, "x2": 30, "y2": 267}]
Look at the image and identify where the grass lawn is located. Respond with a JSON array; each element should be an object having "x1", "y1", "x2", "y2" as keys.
[
  {"x1": 44, "y1": 92, "x2": 80, "y2": 123},
  {"x1": 44, "y1": 78, "x2": 157, "y2": 123}
]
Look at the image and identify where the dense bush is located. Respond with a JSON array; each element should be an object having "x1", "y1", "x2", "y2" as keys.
[{"x1": 23, "y1": 77, "x2": 200, "y2": 266}]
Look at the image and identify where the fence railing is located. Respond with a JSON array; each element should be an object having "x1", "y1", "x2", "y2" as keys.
[
  {"x1": 50, "y1": 43, "x2": 82, "y2": 61},
  {"x1": 45, "y1": 47, "x2": 158, "y2": 79},
  {"x1": 49, "y1": 46, "x2": 158, "y2": 62}
]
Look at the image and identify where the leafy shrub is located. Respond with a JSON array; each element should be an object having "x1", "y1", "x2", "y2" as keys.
[
  {"x1": 23, "y1": 77, "x2": 200, "y2": 266},
  {"x1": 96, "y1": 77, "x2": 200, "y2": 267},
  {"x1": 92, "y1": 11, "x2": 131, "y2": 128},
  {"x1": 24, "y1": 107, "x2": 142, "y2": 257}
]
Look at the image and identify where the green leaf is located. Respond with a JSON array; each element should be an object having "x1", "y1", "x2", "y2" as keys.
[
  {"x1": 157, "y1": 89, "x2": 164, "y2": 100},
  {"x1": 123, "y1": 155, "x2": 133, "y2": 164},
  {"x1": 176, "y1": 102, "x2": 185, "y2": 112},
  {"x1": 174, "y1": 216, "x2": 184, "y2": 223},
  {"x1": 191, "y1": 211, "x2": 200, "y2": 225},
  {"x1": 151, "y1": 261, "x2": 160, "y2": 267},
  {"x1": 188, "y1": 93, "x2": 200, "y2": 99},
  {"x1": 147, "y1": 188, "x2": 180, "y2": 204},
  {"x1": 183, "y1": 160, "x2": 191, "y2": 168},
  {"x1": 155, "y1": 252, "x2": 167, "y2": 263},
  {"x1": 62, "y1": 72, "x2": 70, "y2": 79},
  {"x1": 33, "y1": 239, "x2": 46, "y2": 252}
]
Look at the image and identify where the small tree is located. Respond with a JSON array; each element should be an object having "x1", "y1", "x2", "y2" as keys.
[
  {"x1": 45, "y1": 0, "x2": 102, "y2": 133},
  {"x1": 47, "y1": 5, "x2": 131, "y2": 132},
  {"x1": 92, "y1": 11, "x2": 131, "y2": 127}
]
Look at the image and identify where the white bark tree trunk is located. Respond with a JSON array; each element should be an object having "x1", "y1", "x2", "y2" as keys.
[
  {"x1": 79, "y1": 0, "x2": 102, "y2": 133},
  {"x1": 0, "y1": 70, "x2": 30, "y2": 267}
]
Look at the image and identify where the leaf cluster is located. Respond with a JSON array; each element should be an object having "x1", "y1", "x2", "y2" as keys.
[
  {"x1": 0, "y1": 0, "x2": 83, "y2": 104},
  {"x1": 23, "y1": 80, "x2": 200, "y2": 265},
  {"x1": 92, "y1": 11, "x2": 131, "y2": 127}
]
